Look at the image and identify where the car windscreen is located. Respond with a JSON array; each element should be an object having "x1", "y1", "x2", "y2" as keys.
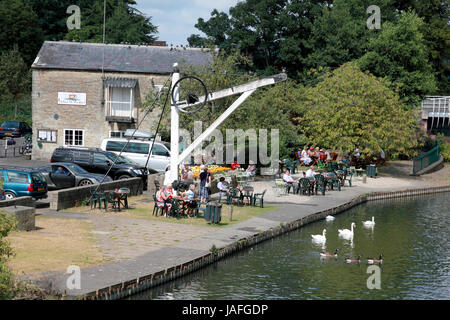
[
  {"x1": 1, "y1": 121, "x2": 19, "y2": 128},
  {"x1": 31, "y1": 173, "x2": 46, "y2": 184},
  {"x1": 65, "y1": 163, "x2": 88, "y2": 174},
  {"x1": 105, "y1": 152, "x2": 139, "y2": 166},
  {"x1": 106, "y1": 141, "x2": 150, "y2": 155}
]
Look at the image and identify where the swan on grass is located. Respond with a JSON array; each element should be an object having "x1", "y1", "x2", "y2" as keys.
[
  {"x1": 338, "y1": 222, "x2": 356, "y2": 238},
  {"x1": 362, "y1": 216, "x2": 375, "y2": 227},
  {"x1": 311, "y1": 229, "x2": 326, "y2": 243}
]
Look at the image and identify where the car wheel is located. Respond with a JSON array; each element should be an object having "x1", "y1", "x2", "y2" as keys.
[
  {"x1": 4, "y1": 191, "x2": 16, "y2": 200},
  {"x1": 117, "y1": 175, "x2": 131, "y2": 180},
  {"x1": 78, "y1": 179, "x2": 93, "y2": 186}
]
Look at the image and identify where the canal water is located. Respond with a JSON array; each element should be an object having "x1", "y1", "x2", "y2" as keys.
[{"x1": 130, "y1": 193, "x2": 450, "y2": 300}]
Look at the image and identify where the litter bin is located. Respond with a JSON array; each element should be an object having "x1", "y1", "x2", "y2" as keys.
[
  {"x1": 211, "y1": 203, "x2": 222, "y2": 224},
  {"x1": 205, "y1": 202, "x2": 222, "y2": 224},
  {"x1": 366, "y1": 164, "x2": 376, "y2": 178},
  {"x1": 204, "y1": 204, "x2": 213, "y2": 222}
]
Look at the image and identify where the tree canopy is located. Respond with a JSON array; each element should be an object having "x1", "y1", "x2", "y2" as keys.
[
  {"x1": 0, "y1": 0, "x2": 44, "y2": 65},
  {"x1": 64, "y1": 0, "x2": 158, "y2": 44},
  {"x1": 358, "y1": 11, "x2": 438, "y2": 106},
  {"x1": 294, "y1": 62, "x2": 421, "y2": 158}
]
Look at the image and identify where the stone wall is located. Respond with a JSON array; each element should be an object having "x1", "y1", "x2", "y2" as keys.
[
  {"x1": 32, "y1": 69, "x2": 167, "y2": 160},
  {"x1": 49, "y1": 177, "x2": 143, "y2": 211},
  {"x1": 2, "y1": 206, "x2": 35, "y2": 231},
  {"x1": 0, "y1": 196, "x2": 35, "y2": 208}
]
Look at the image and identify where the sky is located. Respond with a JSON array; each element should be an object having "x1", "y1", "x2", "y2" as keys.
[{"x1": 135, "y1": 0, "x2": 241, "y2": 46}]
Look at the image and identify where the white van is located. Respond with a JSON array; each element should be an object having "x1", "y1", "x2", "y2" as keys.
[{"x1": 100, "y1": 138, "x2": 171, "y2": 172}]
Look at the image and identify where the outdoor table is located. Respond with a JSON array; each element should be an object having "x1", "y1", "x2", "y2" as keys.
[
  {"x1": 239, "y1": 186, "x2": 254, "y2": 205},
  {"x1": 104, "y1": 189, "x2": 129, "y2": 211}
]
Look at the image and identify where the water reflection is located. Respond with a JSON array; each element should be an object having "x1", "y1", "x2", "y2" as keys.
[{"x1": 129, "y1": 193, "x2": 450, "y2": 300}]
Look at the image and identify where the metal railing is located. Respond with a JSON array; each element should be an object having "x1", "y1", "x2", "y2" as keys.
[{"x1": 412, "y1": 141, "x2": 440, "y2": 175}]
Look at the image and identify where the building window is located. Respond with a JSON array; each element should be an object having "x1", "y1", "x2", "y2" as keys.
[
  {"x1": 109, "y1": 130, "x2": 125, "y2": 138},
  {"x1": 64, "y1": 129, "x2": 84, "y2": 146},
  {"x1": 104, "y1": 77, "x2": 137, "y2": 121}
]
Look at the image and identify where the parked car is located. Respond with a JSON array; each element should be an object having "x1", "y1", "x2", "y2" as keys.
[
  {"x1": 50, "y1": 147, "x2": 155, "y2": 190},
  {"x1": 0, "y1": 121, "x2": 32, "y2": 139},
  {"x1": 100, "y1": 138, "x2": 171, "y2": 172},
  {"x1": 35, "y1": 162, "x2": 113, "y2": 190},
  {"x1": 0, "y1": 166, "x2": 47, "y2": 200}
]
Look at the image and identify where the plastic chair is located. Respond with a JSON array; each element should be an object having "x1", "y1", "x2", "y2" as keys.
[
  {"x1": 315, "y1": 174, "x2": 326, "y2": 196},
  {"x1": 252, "y1": 189, "x2": 266, "y2": 208},
  {"x1": 298, "y1": 178, "x2": 312, "y2": 196},
  {"x1": 90, "y1": 191, "x2": 106, "y2": 209},
  {"x1": 105, "y1": 191, "x2": 120, "y2": 212}
]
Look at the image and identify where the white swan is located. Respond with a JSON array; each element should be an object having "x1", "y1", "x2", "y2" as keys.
[
  {"x1": 338, "y1": 222, "x2": 355, "y2": 238},
  {"x1": 311, "y1": 229, "x2": 326, "y2": 243},
  {"x1": 325, "y1": 215, "x2": 335, "y2": 221},
  {"x1": 362, "y1": 216, "x2": 375, "y2": 227}
]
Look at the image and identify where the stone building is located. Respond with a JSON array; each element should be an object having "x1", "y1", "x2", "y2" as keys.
[{"x1": 31, "y1": 41, "x2": 213, "y2": 160}]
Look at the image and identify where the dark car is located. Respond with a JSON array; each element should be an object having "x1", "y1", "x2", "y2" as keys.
[
  {"x1": 50, "y1": 147, "x2": 155, "y2": 190},
  {"x1": 0, "y1": 166, "x2": 47, "y2": 200},
  {"x1": 35, "y1": 162, "x2": 113, "y2": 190},
  {"x1": 0, "y1": 121, "x2": 32, "y2": 139}
]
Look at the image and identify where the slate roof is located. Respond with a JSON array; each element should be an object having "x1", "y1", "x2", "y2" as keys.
[{"x1": 32, "y1": 41, "x2": 214, "y2": 74}]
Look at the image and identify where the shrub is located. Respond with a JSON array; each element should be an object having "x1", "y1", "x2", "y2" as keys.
[{"x1": 0, "y1": 210, "x2": 17, "y2": 300}]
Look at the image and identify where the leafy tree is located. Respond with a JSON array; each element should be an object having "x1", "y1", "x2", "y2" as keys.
[
  {"x1": 65, "y1": 0, "x2": 158, "y2": 44},
  {"x1": 0, "y1": 0, "x2": 44, "y2": 65},
  {"x1": 187, "y1": 34, "x2": 212, "y2": 48},
  {"x1": 0, "y1": 48, "x2": 32, "y2": 118},
  {"x1": 294, "y1": 62, "x2": 421, "y2": 158},
  {"x1": 358, "y1": 11, "x2": 438, "y2": 106},
  {"x1": 0, "y1": 209, "x2": 17, "y2": 300}
]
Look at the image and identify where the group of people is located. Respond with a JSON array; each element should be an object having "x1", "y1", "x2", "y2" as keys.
[
  {"x1": 155, "y1": 183, "x2": 198, "y2": 217},
  {"x1": 296, "y1": 146, "x2": 333, "y2": 166},
  {"x1": 282, "y1": 165, "x2": 318, "y2": 193}
]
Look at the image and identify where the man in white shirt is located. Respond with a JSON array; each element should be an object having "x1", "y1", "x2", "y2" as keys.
[
  {"x1": 282, "y1": 169, "x2": 298, "y2": 193},
  {"x1": 305, "y1": 166, "x2": 316, "y2": 179}
]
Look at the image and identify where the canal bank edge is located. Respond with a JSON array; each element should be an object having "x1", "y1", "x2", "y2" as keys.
[{"x1": 77, "y1": 184, "x2": 450, "y2": 300}]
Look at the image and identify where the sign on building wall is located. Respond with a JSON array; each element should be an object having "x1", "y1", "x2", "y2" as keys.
[
  {"x1": 57, "y1": 92, "x2": 86, "y2": 105},
  {"x1": 37, "y1": 129, "x2": 57, "y2": 143}
]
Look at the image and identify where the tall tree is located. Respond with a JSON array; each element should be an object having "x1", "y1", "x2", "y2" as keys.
[
  {"x1": 65, "y1": 0, "x2": 158, "y2": 44},
  {"x1": 358, "y1": 11, "x2": 438, "y2": 106},
  {"x1": 0, "y1": 0, "x2": 44, "y2": 65},
  {"x1": 294, "y1": 62, "x2": 421, "y2": 158},
  {"x1": 0, "y1": 48, "x2": 31, "y2": 118}
]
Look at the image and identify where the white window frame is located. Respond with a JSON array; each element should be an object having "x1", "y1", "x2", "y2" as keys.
[
  {"x1": 105, "y1": 87, "x2": 135, "y2": 119},
  {"x1": 64, "y1": 129, "x2": 85, "y2": 147}
]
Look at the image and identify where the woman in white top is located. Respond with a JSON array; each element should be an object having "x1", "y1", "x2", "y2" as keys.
[{"x1": 300, "y1": 146, "x2": 312, "y2": 166}]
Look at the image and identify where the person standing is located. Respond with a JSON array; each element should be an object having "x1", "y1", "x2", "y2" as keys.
[{"x1": 199, "y1": 165, "x2": 211, "y2": 203}]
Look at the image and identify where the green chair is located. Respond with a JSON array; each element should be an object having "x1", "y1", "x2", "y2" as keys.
[
  {"x1": 104, "y1": 191, "x2": 120, "y2": 212},
  {"x1": 169, "y1": 200, "x2": 182, "y2": 218},
  {"x1": 343, "y1": 172, "x2": 353, "y2": 187},
  {"x1": 252, "y1": 189, "x2": 266, "y2": 208},
  {"x1": 152, "y1": 194, "x2": 167, "y2": 216},
  {"x1": 315, "y1": 174, "x2": 326, "y2": 196},
  {"x1": 283, "y1": 159, "x2": 296, "y2": 174},
  {"x1": 90, "y1": 191, "x2": 106, "y2": 209},
  {"x1": 298, "y1": 178, "x2": 312, "y2": 196}
]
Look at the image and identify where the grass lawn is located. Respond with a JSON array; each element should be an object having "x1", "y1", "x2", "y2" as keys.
[
  {"x1": 63, "y1": 194, "x2": 281, "y2": 228},
  {"x1": 5, "y1": 216, "x2": 110, "y2": 275}
]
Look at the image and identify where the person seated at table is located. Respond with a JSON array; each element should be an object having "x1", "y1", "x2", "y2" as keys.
[
  {"x1": 161, "y1": 184, "x2": 174, "y2": 217},
  {"x1": 55, "y1": 166, "x2": 68, "y2": 175},
  {"x1": 245, "y1": 160, "x2": 256, "y2": 176},
  {"x1": 156, "y1": 186, "x2": 171, "y2": 217},
  {"x1": 183, "y1": 184, "x2": 197, "y2": 217},
  {"x1": 308, "y1": 146, "x2": 318, "y2": 164},
  {"x1": 231, "y1": 159, "x2": 240, "y2": 171},
  {"x1": 300, "y1": 146, "x2": 312, "y2": 166},
  {"x1": 305, "y1": 166, "x2": 316, "y2": 179},
  {"x1": 282, "y1": 169, "x2": 298, "y2": 193},
  {"x1": 217, "y1": 177, "x2": 229, "y2": 196}
]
